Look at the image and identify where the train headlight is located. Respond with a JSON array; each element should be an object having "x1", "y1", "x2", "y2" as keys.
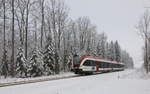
[{"x1": 80, "y1": 66, "x2": 84, "y2": 69}]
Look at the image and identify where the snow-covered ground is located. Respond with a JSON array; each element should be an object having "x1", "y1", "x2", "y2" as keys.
[
  {"x1": 120, "y1": 68, "x2": 150, "y2": 79},
  {"x1": 0, "y1": 72, "x2": 76, "y2": 84},
  {"x1": 0, "y1": 69, "x2": 150, "y2": 94}
]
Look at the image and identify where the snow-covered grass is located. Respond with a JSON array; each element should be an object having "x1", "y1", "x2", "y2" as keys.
[
  {"x1": 0, "y1": 72, "x2": 76, "y2": 84},
  {"x1": 0, "y1": 69, "x2": 150, "y2": 94},
  {"x1": 120, "y1": 68, "x2": 150, "y2": 79}
]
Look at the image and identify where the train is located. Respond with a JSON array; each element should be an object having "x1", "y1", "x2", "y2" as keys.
[{"x1": 72, "y1": 56, "x2": 125, "y2": 75}]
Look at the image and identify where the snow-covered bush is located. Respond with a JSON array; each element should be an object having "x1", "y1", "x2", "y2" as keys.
[
  {"x1": 43, "y1": 44, "x2": 55, "y2": 75},
  {"x1": 16, "y1": 48, "x2": 27, "y2": 78},
  {"x1": 27, "y1": 49, "x2": 44, "y2": 77},
  {"x1": 0, "y1": 50, "x2": 9, "y2": 78}
]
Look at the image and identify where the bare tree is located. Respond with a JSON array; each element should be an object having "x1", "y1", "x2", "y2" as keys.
[
  {"x1": 77, "y1": 17, "x2": 90, "y2": 52},
  {"x1": 38, "y1": 0, "x2": 45, "y2": 48},
  {"x1": 15, "y1": 0, "x2": 32, "y2": 59},
  {"x1": 137, "y1": 10, "x2": 150, "y2": 73},
  {"x1": 10, "y1": 0, "x2": 15, "y2": 77},
  {"x1": 24, "y1": 0, "x2": 30, "y2": 59},
  {"x1": 2, "y1": 0, "x2": 6, "y2": 54},
  {"x1": 34, "y1": 19, "x2": 37, "y2": 49},
  {"x1": 45, "y1": 0, "x2": 68, "y2": 74},
  {"x1": 1, "y1": 0, "x2": 8, "y2": 78},
  {"x1": 15, "y1": 0, "x2": 26, "y2": 46}
]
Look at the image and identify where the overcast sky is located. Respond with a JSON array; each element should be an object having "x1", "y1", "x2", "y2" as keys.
[{"x1": 65, "y1": 0, "x2": 150, "y2": 67}]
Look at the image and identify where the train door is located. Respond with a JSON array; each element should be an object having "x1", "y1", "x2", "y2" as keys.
[{"x1": 96, "y1": 61, "x2": 99, "y2": 72}]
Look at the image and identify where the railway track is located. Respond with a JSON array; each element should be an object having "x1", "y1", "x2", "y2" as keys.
[
  {"x1": 0, "y1": 75, "x2": 80, "y2": 87},
  {"x1": 0, "y1": 71, "x2": 123, "y2": 87}
]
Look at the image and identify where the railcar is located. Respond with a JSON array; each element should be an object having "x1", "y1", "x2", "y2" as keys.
[{"x1": 72, "y1": 56, "x2": 124, "y2": 74}]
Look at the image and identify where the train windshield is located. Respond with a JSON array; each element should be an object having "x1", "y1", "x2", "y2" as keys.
[
  {"x1": 83, "y1": 60, "x2": 97, "y2": 66},
  {"x1": 83, "y1": 60, "x2": 91, "y2": 66}
]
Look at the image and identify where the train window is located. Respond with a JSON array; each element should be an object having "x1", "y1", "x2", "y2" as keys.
[
  {"x1": 118, "y1": 64, "x2": 121, "y2": 68},
  {"x1": 109, "y1": 63, "x2": 112, "y2": 68},
  {"x1": 117, "y1": 64, "x2": 119, "y2": 68},
  {"x1": 113, "y1": 64, "x2": 116, "y2": 68},
  {"x1": 83, "y1": 60, "x2": 91, "y2": 66},
  {"x1": 91, "y1": 61, "x2": 97, "y2": 66},
  {"x1": 99, "y1": 62, "x2": 104, "y2": 68},
  {"x1": 112, "y1": 64, "x2": 114, "y2": 68},
  {"x1": 106, "y1": 63, "x2": 109, "y2": 68},
  {"x1": 108, "y1": 63, "x2": 110, "y2": 68},
  {"x1": 120, "y1": 65, "x2": 122, "y2": 68},
  {"x1": 115, "y1": 64, "x2": 118, "y2": 68},
  {"x1": 120, "y1": 64, "x2": 122, "y2": 68},
  {"x1": 99, "y1": 62, "x2": 114, "y2": 68},
  {"x1": 83, "y1": 60, "x2": 97, "y2": 66},
  {"x1": 103, "y1": 62, "x2": 107, "y2": 68}
]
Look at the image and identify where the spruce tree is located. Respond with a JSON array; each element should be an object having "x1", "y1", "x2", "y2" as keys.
[
  {"x1": 115, "y1": 41, "x2": 121, "y2": 62},
  {"x1": 43, "y1": 44, "x2": 55, "y2": 75},
  {"x1": 16, "y1": 48, "x2": 27, "y2": 77},
  {"x1": 28, "y1": 49, "x2": 43, "y2": 77},
  {"x1": 1, "y1": 50, "x2": 9, "y2": 78},
  {"x1": 110, "y1": 41, "x2": 116, "y2": 61}
]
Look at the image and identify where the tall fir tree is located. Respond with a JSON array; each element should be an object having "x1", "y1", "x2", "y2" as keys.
[
  {"x1": 96, "y1": 33, "x2": 107, "y2": 58},
  {"x1": 27, "y1": 49, "x2": 43, "y2": 77},
  {"x1": 1, "y1": 50, "x2": 9, "y2": 78},
  {"x1": 110, "y1": 41, "x2": 116, "y2": 61},
  {"x1": 115, "y1": 41, "x2": 121, "y2": 62},
  {"x1": 16, "y1": 48, "x2": 27, "y2": 77},
  {"x1": 43, "y1": 44, "x2": 55, "y2": 75}
]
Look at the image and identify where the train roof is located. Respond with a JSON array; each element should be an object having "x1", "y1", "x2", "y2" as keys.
[{"x1": 81, "y1": 56, "x2": 124, "y2": 65}]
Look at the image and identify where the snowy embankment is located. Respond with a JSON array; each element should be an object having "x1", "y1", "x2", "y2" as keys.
[
  {"x1": 120, "y1": 68, "x2": 150, "y2": 79},
  {"x1": 0, "y1": 72, "x2": 76, "y2": 84},
  {"x1": 0, "y1": 69, "x2": 150, "y2": 94}
]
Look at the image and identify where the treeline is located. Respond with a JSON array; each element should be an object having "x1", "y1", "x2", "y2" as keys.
[{"x1": 0, "y1": 0, "x2": 133, "y2": 78}]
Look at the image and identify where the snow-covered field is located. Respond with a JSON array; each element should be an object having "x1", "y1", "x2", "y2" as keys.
[
  {"x1": 0, "y1": 69, "x2": 150, "y2": 94},
  {"x1": 0, "y1": 72, "x2": 76, "y2": 84}
]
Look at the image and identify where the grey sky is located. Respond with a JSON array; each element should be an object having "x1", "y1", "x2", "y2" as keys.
[{"x1": 65, "y1": 0, "x2": 149, "y2": 67}]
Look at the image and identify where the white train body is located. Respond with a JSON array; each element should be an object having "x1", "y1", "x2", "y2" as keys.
[{"x1": 72, "y1": 56, "x2": 124, "y2": 74}]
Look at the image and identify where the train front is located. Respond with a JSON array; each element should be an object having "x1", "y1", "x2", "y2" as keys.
[{"x1": 71, "y1": 55, "x2": 83, "y2": 74}]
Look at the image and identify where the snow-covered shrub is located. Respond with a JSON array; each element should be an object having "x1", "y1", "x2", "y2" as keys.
[
  {"x1": 0, "y1": 50, "x2": 9, "y2": 78},
  {"x1": 16, "y1": 48, "x2": 27, "y2": 78},
  {"x1": 43, "y1": 44, "x2": 55, "y2": 75},
  {"x1": 27, "y1": 49, "x2": 44, "y2": 77}
]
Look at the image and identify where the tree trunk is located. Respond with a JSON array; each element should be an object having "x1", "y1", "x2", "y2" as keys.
[
  {"x1": 34, "y1": 20, "x2": 37, "y2": 48},
  {"x1": 11, "y1": 0, "x2": 15, "y2": 77},
  {"x1": 40, "y1": 0, "x2": 45, "y2": 48},
  {"x1": 25, "y1": 0, "x2": 29, "y2": 59},
  {"x1": 145, "y1": 38, "x2": 148, "y2": 74},
  {"x1": 3, "y1": 0, "x2": 6, "y2": 53},
  {"x1": 2, "y1": 0, "x2": 8, "y2": 78}
]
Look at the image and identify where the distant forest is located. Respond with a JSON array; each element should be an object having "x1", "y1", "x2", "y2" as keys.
[{"x1": 0, "y1": 0, "x2": 133, "y2": 78}]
